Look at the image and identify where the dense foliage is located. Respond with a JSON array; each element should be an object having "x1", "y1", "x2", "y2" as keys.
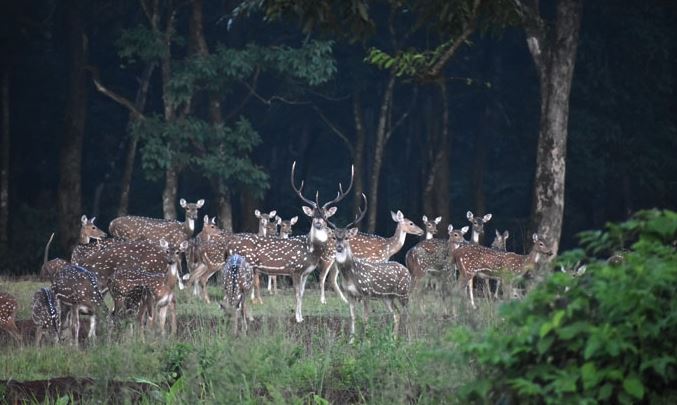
[{"x1": 455, "y1": 210, "x2": 677, "y2": 403}]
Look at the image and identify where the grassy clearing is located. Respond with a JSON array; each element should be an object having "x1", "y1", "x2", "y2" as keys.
[{"x1": 0, "y1": 275, "x2": 501, "y2": 403}]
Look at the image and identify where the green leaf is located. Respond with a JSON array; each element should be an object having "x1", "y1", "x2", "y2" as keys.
[
  {"x1": 622, "y1": 376, "x2": 645, "y2": 399},
  {"x1": 581, "y1": 362, "x2": 599, "y2": 389}
]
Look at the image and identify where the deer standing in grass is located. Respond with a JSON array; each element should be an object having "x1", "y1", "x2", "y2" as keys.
[
  {"x1": 319, "y1": 209, "x2": 423, "y2": 304},
  {"x1": 109, "y1": 198, "x2": 204, "y2": 247},
  {"x1": 219, "y1": 254, "x2": 254, "y2": 335},
  {"x1": 109, "y1": 239, "x2": 189, "y2": 336},
  {"x1": 185, "y1": 215, "x2": 231, "y2": 303},
  {"x1": 466, "y1": 211, "x2": 496, "y2": 296},
  {"x1": 453, "y1": 233, "x2": 554, "y2": 308},
  {"x1": 227, "y1": 162, "x2": 352, "y2": 322},
  {"x1": 328, "y1": 195, "x2": 411, "y2": 341},
  {"x1": 31, "y1": 287, "x2": 61, "y2": 345},
  {"x1": 266, "y1": 215, "x2": 298, "y2": 295},
  {"x1": 250, "y1": 209, "x2": 277, "y2": 302},
  {"x1": 0, "y1": 292, "x2": 22, "y2": 343},
  {"x1": 51, "y1": 264, "x2": 108, "y2": 346}
]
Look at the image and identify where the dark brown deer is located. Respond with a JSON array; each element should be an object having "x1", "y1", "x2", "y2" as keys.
[
  {"x1": 51, "y1": 264, "x2": 109, "y2": 346},
  {"x1": 422, "y1": 215, "x2": 442, "y2": 240},
  {"x1": 0, "y1": 292, "x2": 22, "y2": 343},
  {"x1": 226, "y1": 161, "x2": 352, "y2": 323},
  {"x1": 319, "y1": 209, "x2": 424, "y2": 304},
  {"x1": 31, "y1": 287, "x2": 61, "y2": 345},
  {"x1": 327, "y1": 195, "x2": 411, "y2": 341},
  {"x1": 405, "y1": 225, "x2": 469, "y2": 293},
  {"x1": 109, "y1": 198, "x2": 204, "y2": 247},
  {"x1": 108, "y1": 239, "x2": 189, "y2": 336},
  {"x1": 453, "y1": 233, "x2": 554, "y2": 308},
  {"x1": 219, "y1": 254, "x2": 254, "y2": 335}
]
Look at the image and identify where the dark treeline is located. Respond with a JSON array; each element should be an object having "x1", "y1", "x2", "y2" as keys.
[{"x1": 0, "y1": 0, "x2": 675, "y2": 274}]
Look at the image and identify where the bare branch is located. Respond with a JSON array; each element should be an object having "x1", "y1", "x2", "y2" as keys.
[
  {"x1": 239, "y1": 79, "x2": 311, "y2": 105},
  {"x1": 87, "y1": 66, "x2": 146, "y2": 120},
  {"x1": 386, "y1": 85, "x2": 417, "y2": 143},
  {"x1": 224, "y1": 67, "x2": 260, "y2": 121},
  {"x1": 312, "y1": 105, "x2": 354, "y2": 156}
]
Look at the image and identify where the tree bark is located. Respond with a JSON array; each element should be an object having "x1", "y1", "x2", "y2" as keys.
[
  {"x1": 524, "y1": 0, "x2": 583, "y2": 255},
  {"x1": 432, "y1": 81, "x2": 450, "y2": 226},
  {"x1": 216, "y1": 188, "x2": 233, "y2": 232},
  {"x1": 57, "y1": 0, "x2": 88, "y2": 253},
  {"x1": 0, "y1": 69, "x2": 9, "y2": 247},
  {"x1": 163, "y1": 167, "x2": 178, "y2": 220},
  {"x1": 367, "y1": 74, "x2": 396, "y2": 233},
  {"x1": 472, "y1": 105, "x2": 489, "y2": 217},
  {"x1": 352, "y1": 92, "x2": 366, "y2": 216}
]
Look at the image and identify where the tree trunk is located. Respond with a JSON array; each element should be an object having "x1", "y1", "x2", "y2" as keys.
[
  {"x1": 432, "y1": 81, "x2": 450, "y2": 227},
  {"x1": 163, "y1": 166, "x2": 178, "y2": 220},
  {"x1": 367, "y1": 74, "x2": 396, "y2": 233},
  {"x1": 118, "y1": 63, "x2": 155, "y2": 216},
  {"x1": 0, "y1": 69, "x2": 9, "y2": 247},
  {"x1": 352, "y1": 92, "x2": 366, "y2": 216},
  {"x1": 216, "y1": 188, "x2": 233, "y2": 232},
  {"x1": 527, "y1": 0, "x2": 583, "y2": 255},
  {"x1": 472, "y1": 105, "x2": 489, "y2": 217},
  {"x1": 57, "y1": 0, "x2": 88, "y2": 253}
]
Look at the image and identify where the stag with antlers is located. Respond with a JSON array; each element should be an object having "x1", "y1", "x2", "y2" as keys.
[
  {"x1": 226, "y1": 161, "x2": 353, "y2": 323},
  {"x1": 327, "y1": 195, "x2": 411, "y2": 341}
]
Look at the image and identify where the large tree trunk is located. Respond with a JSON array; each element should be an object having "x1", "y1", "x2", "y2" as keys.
[
  {"x1": 57, "y1": 0, "x2": 88, "y2": 253},
  {"x1": 525, "y1": 0, "x2": 583, "y2": 255},
  {"x1": 432, "y1": 81, "x2": 450, "y2": 227},
  {"x1": 0, "y1": 69, "x2": 9, "y2": 247},
  {"x1": 352, "y1": 92, "x2": 366, "y2": 216},
  {"x1": 159, "y1": 8, "x2": 178, "y2": 220},
  {"x1": 162, "y1": 167, "x2": 178, "y2": 220},
  {"x1": 367, "y1": 74, "x2": 396, "y2": 233}
]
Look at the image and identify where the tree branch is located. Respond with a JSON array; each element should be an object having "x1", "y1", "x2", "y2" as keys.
[
  {"x1": 312, "y1": 104, "x2": 354, "y2": 156},
  {"x1": 87, "y1": 66, "x2": 146, "y2": 120},
  {"x1": 386, "y1": 85, "x2": 417, "y2": 142},
  {"x1": 239, "y1": 78, "x2": 310, "y2": 105},
  {"x1": 224, "y1": 67, "x2": 260, "y2": 121}
]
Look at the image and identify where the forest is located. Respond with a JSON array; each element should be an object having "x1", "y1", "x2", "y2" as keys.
[{"x1": 0, "y1": 0, "x2": 675, "y2": 403}]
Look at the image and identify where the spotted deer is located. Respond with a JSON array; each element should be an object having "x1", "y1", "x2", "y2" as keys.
[
  {"x1": 71, "y1": 216, "x2": 117, "y2": 263},
  {"x1": 422, "y1": 215, "x2": 442, "y2": 240},
  {"x1": 227, "y1": 161, "x2": 352, "y2": 322},
  {"x1": 453, "y1": 233, "x2": 554, "y2": 308},
  {"x1": 109, "y1": 198, "x2": 204, "y2": 247},
  {"x1": 405, "y1": 225, "x2": 469, "y2": 293},
  {"x1": 51, "y1": 264, "x2": 109, "y2": 346},
  {"x1": 319, "y1": 209, "x2": 424, "y2": 304},
  {"x1": 0, "y1": 292, "x2": 21, "y2": 343},
  {"x1": 267, "y1": 215, "x2": 298, "y2": 295},
  {"x1": 109, "y1": 239, "x2": 189, "y2": 336},
  {"x1": 31, "y1": 288, "x2": 61, "y2": 345},
  {"x1": 219, "y1": 254, "x2": 254, "y2": 335},
  {"x1": 185, "y1": 216, "x2": 232, "y2": 303},
  {"x1": 466, "y1": 211, "x2": 494, "y2": 296},
  {"x1": 327, "y1": 195, "x2": 411, "y2": 341},
  {"x1": 250, "y1": 209, "x2": 277, "y2": 302}
]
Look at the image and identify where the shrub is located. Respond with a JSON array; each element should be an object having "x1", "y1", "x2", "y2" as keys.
[{"x1": 455, "y1": 210, "x2": 677, "y2": 404}]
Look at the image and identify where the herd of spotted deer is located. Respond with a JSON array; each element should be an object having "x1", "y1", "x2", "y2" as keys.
[{"x1": 0, "y1": 162, "x2": 554, "y2": 345}]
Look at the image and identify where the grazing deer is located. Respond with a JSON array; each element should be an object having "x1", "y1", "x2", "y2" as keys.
[
  {"x1": 422, "y1": 215, "x2": 442, "y2": 240},
  {"x1": 319, "y1": 209, "x2": 424, "y2": 304},
  {"x1": 405, "y1": 225, "x2": 469, "y2": 293},
  {"x1": 267, "y1": 215, "x2": 298, "y2": 295},
  {"x1": 31, "y1": 288, "x2": 61, "y2": 345},
  {"x1": 0, "y1": 292, "x2": 22, "y2": 343},
  {"x1": 453, "y1": 233, "x2": 554, "y2": 308},
  {"x1": 219, "y1": 254, "x2": 254, "y2": 335},
  {"x1": 109, "y1": 239, "x2": 189, "y2": 336},
  {"x1": 328, "y1": 195, "x2": 411, "y2": 341},
  {"x1": 250, "y1": 209, "x2": 277, "y2": 302},
  {"x1": 227, "y1": 161, "x2": 352, "y2": 322},
  {"x1": 109, "y1": 198, "x2": 204, "y2": 247},
  {"x1": 51, "y1": 264, "x2": 108, "y2": 346}
]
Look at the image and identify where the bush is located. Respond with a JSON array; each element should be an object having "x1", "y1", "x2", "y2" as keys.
[{"x1": 455, "y1": 210, "x2": 677, "y2": 404}]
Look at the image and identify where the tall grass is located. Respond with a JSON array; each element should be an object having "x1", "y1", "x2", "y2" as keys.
[{"x1": 0, "y1": 276, "x2": 502, "y2": 403}]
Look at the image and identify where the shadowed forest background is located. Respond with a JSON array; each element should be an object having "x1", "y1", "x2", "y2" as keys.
[{"x1": 0, "y1": 0, "x2": 675, "y2": 273}]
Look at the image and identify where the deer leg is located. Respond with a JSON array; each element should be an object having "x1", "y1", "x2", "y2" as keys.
[
  {"x1": 362, "y1": 299, "x2": 370, "y2": 323},
  {"x1": 87, "y1": 310, "x2": 97, "y2": 340},
  {"x1": 319, "y1": 260, "x2": 331, "y2": 304},
  {"x1": 494, "y1": 279, "x2": 501, "y2": 299},
  {"x1": 331, "y1": 264, "x2": 348, "y2": 304},
  {"x1": 5, "y1": 319, "x2": 21, "y2": 344},
  {"x1": 291, "y1": 274, "x2": 303, "y2": 323},
  {"x1": 267, "y1": 275, "x2": 273, "y2": 294},
  {"x1": 170, "y1": 296, "x2": 177, "y2": 336},
  {"x1": 35, "y1": 327, "x2": 43, "y2": 346},
  {"x1": 467, "y1": 277, "x2": 476, "y2": 309},
  {"x1": 383, "y1": 298, "x2": 399, "y2": 338},
  {"x1": 348, "y1": 299, "x2": 356, "y2": 343},
  {"x1": 71, "y1": 307, "x2": 80, "y2": 347}
]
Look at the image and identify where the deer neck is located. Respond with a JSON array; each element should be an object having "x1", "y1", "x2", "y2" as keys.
[
  {"x1": 334, "y1": 246, "x2": 356, "y2": 278},
  {"x1": 387, "y1": 224, "x2": 408, "y2": 256},
  {"x1": 471, "y1": 230, "x2": 480, "y2": 244},
  {"x1": 258, "y1": 224, "x2": 267, "y2": 237},
  {"x1": 425, "y1": 230, "x2": 433, "y2": 240},
  {"x1": 165, "y1": 262, "x2": 179, "y2": 290},
  {"x1": 79, "y1": 233, "x2": 91, "y2": 244},
  {"x1": 184, "y1": 217, "x2": 195, "y2": 235}
]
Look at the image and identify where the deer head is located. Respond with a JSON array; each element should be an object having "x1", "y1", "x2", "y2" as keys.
[
  {"x1": 279, "y1": 216, "x2": 298, "y2": 239},
  {"x1": 531, "y1": 233, "x2": 554, "y2": 260},
  {"x1": 180, "y1": 198, "x2": 205, "y2": 231},
  {"x1": 447, "y1": 224, "x2": 469, "y2": 249},
  {"x1": 254, "y1": 209, "x2": 277, "y2": 236},
  {"x1": 198, "y1": 215, "x2": 222, "y2": 241},
  {"x1": 391, "y1": 211, "x2": 424, "y2": 237},
  {"x1": 466, "y1": 211, "x2": 492, "y2": 243},
  {"x1": 422, "y1": 215, "x2": 442, "y2": 239},
  {"x1": 159, "y1": 239, "x2": 190, "y2": 290},
  {"x1": 327, "y1": 194, "x2": 368, "y2": 264},
  {"x1": 292, "y1": 161, "x2": 354, "y2": 244},
  {"x1": 491, "y1": 230, "x2": 510, "y2": 251},
  {"x1": 80, "y1": 215, "x2": 107, "y2": 244}
]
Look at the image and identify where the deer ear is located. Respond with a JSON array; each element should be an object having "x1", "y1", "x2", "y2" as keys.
[
  {"x1": 180, "y1": 199, "x2": 187, "y2": 208},
  {"x1": 180, "y1": 240, "x2": 190, "y2": 251},
  {"x1": 81, "y1": 215, "x2": 87, "y2": 225},
  {"x1": 211, "y1": 217, "x2": 217, "y2": 225},
  {"x1": 203, "y1": 215, "x2": 209, "y2": 223},
  {"x1": 275, "y1": 216, "x2": 281, "y2": 225},
  {"x1": 504, "y1": 230, "x2": 510, "y2": 239},
  {"x1": 254, "y1": 209, "x2": 261, "y2": 218},
  {"x1": 434, "y1": 216, "x2": 442, "y2": 224},
  {"x1": 483, "y1": 213, "x2": 493, "y2": 222},
  {"x1": 90, "y1": 217, "x2": 96, "y2": 224},
  {"x1": 397, "y1": 210, "x2": 404, "y2": 221},
  {"x1": 325, "y1": 206, "x2": 338, "y2": 218},
  {"x1": 532, "y1": 233, "x2": 539, "y2": 242},
  {"x1": 290, "y1": 216, "x2": 298, "y2": 225},
  {"x1": 447, "y1": 224, "x2": 454, "y2": 233},
  {"x1": 196, "y1": 199, "x2": 205, "y2": 208},
  {"x1": 160, "y1": 239, "x2": 169, "y2": 249},
  {"x1": 269, "y1": 210, "x2": 276, "y2": 218},
  {"x1": 495, "y1": 229, "x2": 501, "y2": 237},
  {"x1": 422, "y1": 215, "x2": 428, "y2": 222},
  {"x1": 461, "y1": 226, "x2": 469, "y2": 235},
  {"x1": 302, "y1": 206, "x2": 314, "y2": 217},
  {"x1": 348, "y1": 227, "x2": 359, "y2": 238},
  {"x1": 466, "y1": 211, "x2": 473, "y2": 220}
]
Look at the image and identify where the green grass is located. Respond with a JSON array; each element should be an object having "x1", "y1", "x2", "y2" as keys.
[{"x1": 0, "y1": 275, "x2": 502, "y2": 403}]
